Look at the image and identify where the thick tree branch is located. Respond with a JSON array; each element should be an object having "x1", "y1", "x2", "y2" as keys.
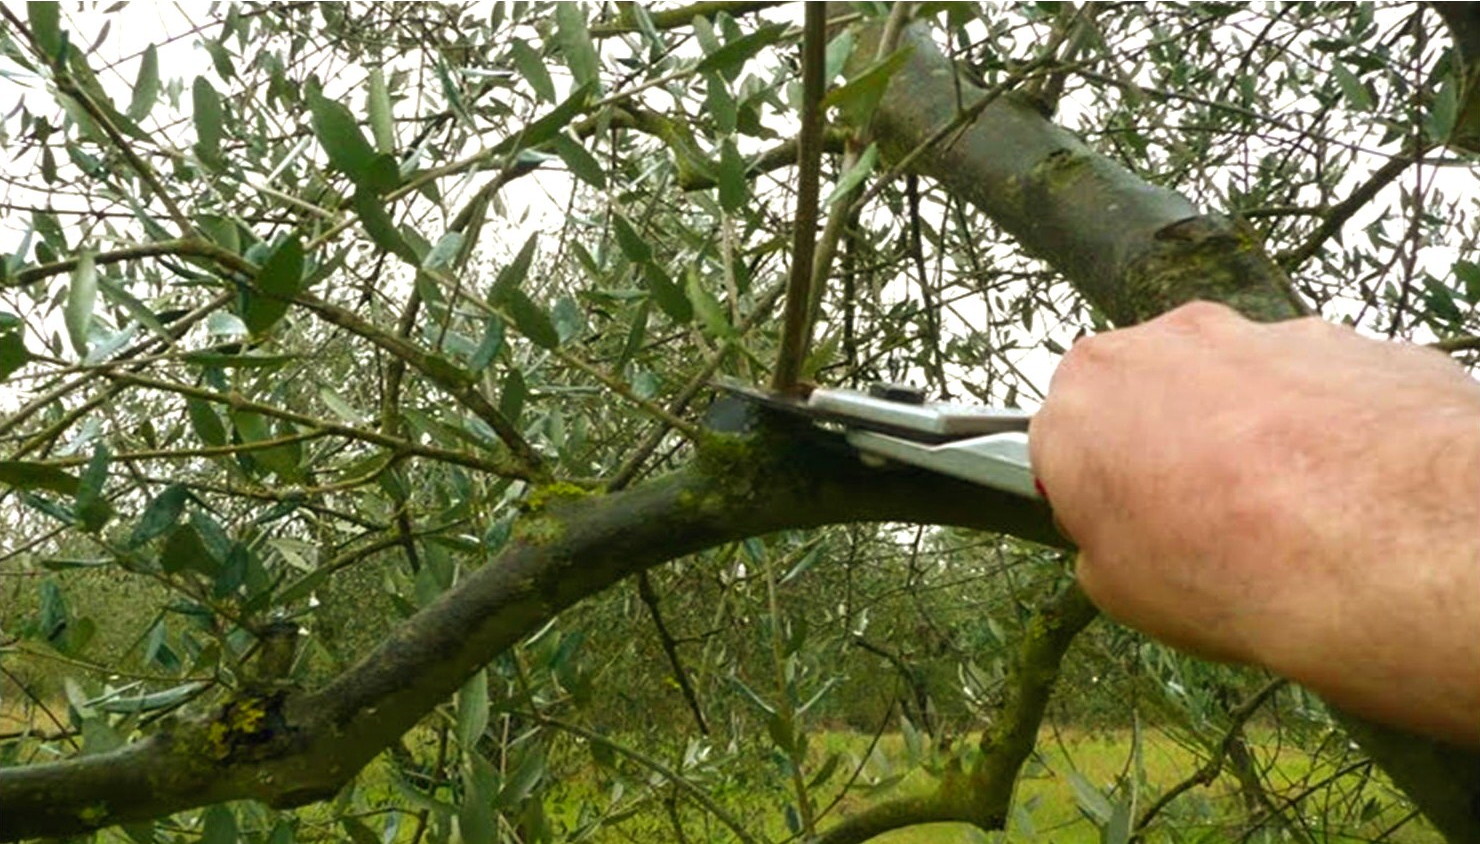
[
  {"x1": 0, "y1": 418, "x2": 1062, "y2": 840},
  {"x1": 1432, "y1": 3, "x2": 1480, "y2": 153},
  {"x1": 847, "y1": 17, "x2": 1306, "y2": 324}
]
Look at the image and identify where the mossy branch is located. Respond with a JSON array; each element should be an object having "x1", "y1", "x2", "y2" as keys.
[
  {"x1": 0, "y1": 421, "x2": 1063, "y2": 841},
  {"x1": 812, "y1": 584, "x2": 1097, "y2": 844}
]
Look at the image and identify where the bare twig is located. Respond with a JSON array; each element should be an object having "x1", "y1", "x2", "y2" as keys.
[
  {"x1": 1133, "y1": 678, "x2": 1288, "y2": 839},
  {"x1": 771, "y1": 4, "x2": 828, "y2": 393}
]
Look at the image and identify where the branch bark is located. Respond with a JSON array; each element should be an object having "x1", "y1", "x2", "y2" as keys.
[{"x1": 0, "y1": 419, "x2": 1062, "y2": 841}]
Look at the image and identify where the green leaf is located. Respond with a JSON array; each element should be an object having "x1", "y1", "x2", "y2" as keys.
[
  {"x1": 97, "y1": 276, "x2": 170, "y2": 342},
  {"x1": 705, "y1": 72, "x2": 737, "y2": 134},
  {"x1": 367, "y1": 66, "x2": 394, "y2": 154},
  {"x1": 187, "y1": 398, "x2": 227, "y2": 446},
  {"x1": 780, "y1": 544, "x2": 821, "y2": 584},
  {"x1": 824, "y1": 30, "x2": 856, "y2": 81},
  {"x1": 244, "y1": 236, "x2": 304, "y2": 336},
  {"x1": 825, "y1": 143, "x2": 878, "y2": 206},
  {"x1": 96, "y1": 681, "x2": 206, "y2": 714},
  {"x1": 549, "y1": 133, "x2": 605, "y2": 189},
  {"x1": 22, "y1": 491, "x2": 76, "y2": 525},
  {"x1": 0, "y1": 461, "x2": 79, "y2": 495},
  {"x1": 696, "y1": 23, "x2": 788, "y2": 79},
  {"x1": 1455, "y1": 260, "x2": 1480, "y2": 303},
  {"x1": 65, "y1": 249, "x2": 97, "y2": 356},
  {"x1": 458, "y1": 755, "x2": 498, "y2": 844},
  {"x1": 511, "y1": 40, "x2": 555, "y2": 103},
  {"x1": 1427, "y1": 73, "x2": 1459, "y2": 142},
  {"x1": 457, "y1": 669, "x2": 489, "y2": 748},
  {"x1": 318, "y1": 387, "x2": 364, "y2": 424},
  {"x1": 73, "y1": 445, "x2": 113, "y2": 533},
  {"x1": 337, "y1": 819, "x2": 377, "y2": 844},
  {"x1": 611, "y1": 214, "x2": 652, "y2": 264},
  {"x1": 718, "y1": 138, "x2": 747, "y2": 213},
  {"x1": 807, "y1": 752, "x2": 843, "y2": 789},
  {"x1": 823, "y1": 46, "x2": 913, "y2": 127},
  {"x1": 28, "y1": 2, "x2": 63, "y2": 60},
  {"x1": 503, "y1": 289, "x2": 560, "y2": 349},
  {"x1": 0, "y1": 329, "x2": 33, "y2": 382},
  {"x1": 641, "y1": 262, "x2": 692, "y2": 323},
  {"x1": 352, "y1": 190, "x2": 417, "y2": 263},
  {"x1": 200, "y1": 807, "x2": 237, "y2": 844},
  {"x1": 1066, "y1": 771, "x2": 1114, "y2": 824},
  {"x1": 470, "y1": 316, "x2": 504, "y2": 372},
  {"x1": 192, "y1": 76, "x2": 225, "y2": 169},
  {"x1": 1331, "y1": 62, "x2": 1372, "y2": 112},
  {"x1": 498, "y1": 749, "x2": 546, "y2": 807},
  {"x1": 686, "y1": 267, "x2": 732, "y2": 338},
  {"x1": 765, "y1": 712, "x2": 796, "y2": 754},
  {"x1": 500, "y1": 369, "x2": 526, "y2": 423},
  {"x1": 308, "y1": 88, "x2": 399, "y2": 194},
  {"x1": 490, "y1": 233, "x2": 538, "y2": 299},
  {"x1": 489, "y1": 83, "x2": 595, "y2": 159},
  {"x1": 129, "y1": 484, "x2": 189, "y2": 548},
  {"x1": 127, "y1": 44, "x2": 159, "y2": 121},
  {"x1": 1423, "y1": 277, "x2": 1464, "y2": 325},
  {"x1": 193, "y1": 34, "x2": 228, "y2": 78},
  {"x1": 553, "y1": 295, "x2": 584, "y2": 342},
  {"x1": 422, "y1": 231, "x2": 464, "y2": 271},
  {"x1": 554, "y1": 3, "x2": 599, "y2": 88},
  {"x1": 618, "y1": 300, "x2": 649, "y2": 368},
  {"x1": 160, "y1": 523, "x2": 213, "y2": 575}
]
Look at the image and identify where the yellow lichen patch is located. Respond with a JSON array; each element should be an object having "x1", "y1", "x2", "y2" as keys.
[
  {"x1": 78, "y1": 803, "x2": 109, "y2": 824},
  {"x1": 521, "y1": 481, "x2": 597, "y2": 514}
]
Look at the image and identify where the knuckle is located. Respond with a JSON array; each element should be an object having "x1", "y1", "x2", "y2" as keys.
[{"x1": 1158, "y1": 300, "x2": 1237, "y2": 330}]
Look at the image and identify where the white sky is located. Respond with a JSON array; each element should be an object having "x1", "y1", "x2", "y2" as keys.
[{"x1": 2, "y1": 2, "x2": 1476, "y2": 416}]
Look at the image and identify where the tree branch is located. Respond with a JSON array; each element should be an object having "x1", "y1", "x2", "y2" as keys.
[
  {"x1": 1133, "y1": 678, "x2": 1287, "y2": 838},
  {"x1": 813, "y1": 584, "x2": 1097, "y2": 844},
  {"x1": 293, "y1": 292, "x2": 547, "y2": 480},
  {"x1": 0, "y1": 418, "x2": 1064, "y2": 841},
  {"x1": 1276, "y1": 150, "x2": 1420, "y2": 272},
  {"x1": 591, "y1": 1, "x2": 785, "y2": 36},
  {"x1": 771, "y1": 4, "x2": 828, "y2": 393}
]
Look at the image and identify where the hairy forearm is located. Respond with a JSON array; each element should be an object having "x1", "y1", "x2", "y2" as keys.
[
  {"x1": 1266, "y1": 414, "x2": 1480, "y2": 744},
  {"x1": 1035, "y1": 303, "x2": 1480, "y2": 746}
]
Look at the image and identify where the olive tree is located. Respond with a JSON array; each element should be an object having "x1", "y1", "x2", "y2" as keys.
[{"x1": 2, "y1": 2, "x2": 1478, "y2": 841}]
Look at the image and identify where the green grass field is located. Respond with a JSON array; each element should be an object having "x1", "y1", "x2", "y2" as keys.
[
  {"x1": 1, "y1": 686, "x2": 1439, "y2": 844},
  {"x1": 385, "y1": 724, "x2": 1439, "y2": 843}
]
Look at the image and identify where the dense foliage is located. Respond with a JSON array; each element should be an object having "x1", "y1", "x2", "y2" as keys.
[{"x1": 1, "y1": 2, "x2": 1477, "y2": 842}]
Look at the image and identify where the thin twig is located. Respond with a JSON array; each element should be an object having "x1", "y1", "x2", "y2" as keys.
[
  {"x1": 771, "y1": 4, "x2": 828, "y2": 393},
  {"x1": 1133, "y1": 678, "x2": 1288, "y2": 839}
]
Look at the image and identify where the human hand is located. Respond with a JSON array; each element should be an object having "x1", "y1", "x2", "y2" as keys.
[{"x1": 1030, "y1": 301, "x2": 1480, "y2": 743}]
